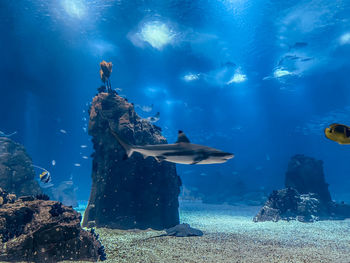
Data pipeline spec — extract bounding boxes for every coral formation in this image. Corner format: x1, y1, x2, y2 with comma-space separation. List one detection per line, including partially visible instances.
99, 60, 113, 92
254, 155, 350, 222
83, 92, 181, 230
253, 188, 327, 222
0, 137, 42, 196
0, 189, 103, 262
285, 154, 331, 203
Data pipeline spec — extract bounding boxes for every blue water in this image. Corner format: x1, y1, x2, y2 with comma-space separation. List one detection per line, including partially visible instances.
1, 0, 350, 201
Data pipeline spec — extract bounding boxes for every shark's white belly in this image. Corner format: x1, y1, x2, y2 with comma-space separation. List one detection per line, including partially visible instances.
163, 155, 196, 164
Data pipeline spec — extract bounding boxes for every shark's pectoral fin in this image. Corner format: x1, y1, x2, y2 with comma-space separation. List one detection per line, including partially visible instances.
191, 153, 208, 165
154, 156, 166, 163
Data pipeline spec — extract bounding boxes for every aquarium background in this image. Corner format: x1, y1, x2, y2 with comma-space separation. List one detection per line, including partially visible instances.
1, 0, 350, 202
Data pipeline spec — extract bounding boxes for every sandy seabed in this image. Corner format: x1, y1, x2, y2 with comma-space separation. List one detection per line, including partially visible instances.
69, 201, 350, 262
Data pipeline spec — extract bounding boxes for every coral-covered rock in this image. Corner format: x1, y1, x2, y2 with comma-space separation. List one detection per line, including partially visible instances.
285, 154, 331, 203
0, 137, 42, 197
83, 92, 181, 230
253, 187, 350, 222
0, 188, 16, 206
0, 194, 104, 262
253, 188, 327, 222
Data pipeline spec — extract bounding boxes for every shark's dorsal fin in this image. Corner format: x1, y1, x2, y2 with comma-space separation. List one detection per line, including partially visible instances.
176, 130, 190, 143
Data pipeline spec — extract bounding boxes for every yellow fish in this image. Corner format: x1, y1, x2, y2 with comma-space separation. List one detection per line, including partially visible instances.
39, 170, 51, 183
324, 123, 350, 145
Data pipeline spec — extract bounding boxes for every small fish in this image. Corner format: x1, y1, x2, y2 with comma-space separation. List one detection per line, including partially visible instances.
223, 61, 236, 68
32, 165, 51, 183
289, 42, 308, 50
136, 104, 153, 113
82, 156, 89, 159
74, 163, 81, 167
80, 145, 88, 148
52, 160, 56, 166
300, 57, 313, 62
39, 170, 51, 183
146, 112, 160, 123
60, 129, 67, 134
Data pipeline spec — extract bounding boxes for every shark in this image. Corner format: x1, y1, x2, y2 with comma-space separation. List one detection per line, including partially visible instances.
110, 129, 234, 165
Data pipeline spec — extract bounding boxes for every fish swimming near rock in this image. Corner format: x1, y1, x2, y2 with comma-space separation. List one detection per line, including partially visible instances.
0, 130, 17, 137
33, 165, 51, 183
146, 112, 160, 123
136, 104, 153, 113
110, 129, 234, 165
325, 123, 350, 144
39, 171, 51, 183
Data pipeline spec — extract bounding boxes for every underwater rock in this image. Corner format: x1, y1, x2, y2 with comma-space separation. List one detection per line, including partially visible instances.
285, 154, 331, 203
254, 187, 350, 222
0, 137, 42, 197
83, 92, 181, 230
50, 180, 78, 208
165, 223, 203, 237
0, 188, 16, 206
253, 188, 327, 222
0, 196, 103, 262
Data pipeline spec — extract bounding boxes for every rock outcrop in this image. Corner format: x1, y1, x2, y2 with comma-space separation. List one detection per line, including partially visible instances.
0, 137, 42, 196
83, 92, 181, 230
285, 154, 331, 203
45, 180, 78, 208
254, 154, 350, 222
0, 188, 104, 262
253, 188, 328, 222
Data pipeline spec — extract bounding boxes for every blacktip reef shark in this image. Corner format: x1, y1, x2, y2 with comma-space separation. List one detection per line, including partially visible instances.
110, 129, 234, 165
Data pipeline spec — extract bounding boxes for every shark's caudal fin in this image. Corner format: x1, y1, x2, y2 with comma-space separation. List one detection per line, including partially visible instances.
176, 130, 190, 143
7, 131, 17, 137
109, 129, 135, 158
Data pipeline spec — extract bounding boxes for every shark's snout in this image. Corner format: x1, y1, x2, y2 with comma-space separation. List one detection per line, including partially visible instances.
224, 153, 234, 160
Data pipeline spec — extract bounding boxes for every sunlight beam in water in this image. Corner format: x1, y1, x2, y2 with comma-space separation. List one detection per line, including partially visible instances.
140, 21, 176, 50
227, 72, 247, 84
339, 32, 350, 45
62, 0, 87, 19
183, 73, 200, 82
273, 68, 292, 78
227, 68, 247, 84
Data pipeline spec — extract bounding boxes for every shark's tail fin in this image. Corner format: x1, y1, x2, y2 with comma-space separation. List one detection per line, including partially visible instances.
7, 131, 17, 137
109, 128, 135, 158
